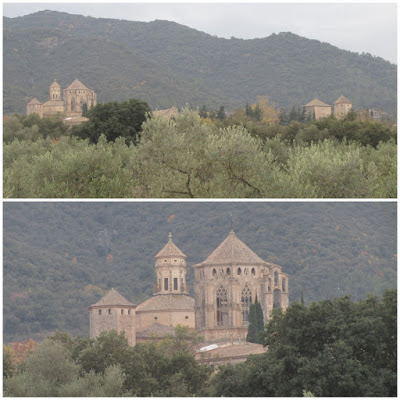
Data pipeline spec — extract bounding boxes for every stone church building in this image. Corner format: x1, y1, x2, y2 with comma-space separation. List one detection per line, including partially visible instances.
89, 231, 289, 346
304, 95, 352, 120
26, 79, 96, 120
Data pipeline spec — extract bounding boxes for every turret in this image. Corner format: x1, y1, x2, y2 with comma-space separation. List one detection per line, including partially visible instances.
154, 233, 188, 294
50, 80, 61, 100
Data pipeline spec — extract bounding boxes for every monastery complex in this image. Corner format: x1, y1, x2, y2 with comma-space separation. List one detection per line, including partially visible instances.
26, 79, 96, 124
88, 231, 289, 362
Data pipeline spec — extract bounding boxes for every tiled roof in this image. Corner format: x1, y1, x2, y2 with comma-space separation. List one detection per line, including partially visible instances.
156, 233, 186, 258
50, 80, 61, 89
43, 99, 64, 107
153, 106, 179, 119
66, 78, 89, 90
196, 342, 267, 359
136, 322, 175, 337
195, 230, 266, 266
305, 98, 331, 107
90, 288, 135, 307
136, 294, 194, 312
334, 95, 351, 104
27, 98, 42, 105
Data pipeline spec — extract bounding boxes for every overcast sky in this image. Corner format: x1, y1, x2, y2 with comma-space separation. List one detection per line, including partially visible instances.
3, 2, 397, 63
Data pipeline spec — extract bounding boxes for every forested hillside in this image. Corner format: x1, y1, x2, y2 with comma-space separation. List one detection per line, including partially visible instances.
3, 202, 396, 342
4, 10, 396, 114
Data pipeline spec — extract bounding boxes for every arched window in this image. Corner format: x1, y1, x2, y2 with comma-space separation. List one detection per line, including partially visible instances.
251, 268, 256, 275
282, 278, 286, 292
128, 309, 131, 315
226, 268, 231, 275
216, 286, 228, 326
237, 268, 242, 275
268, 278, 272, 292
212, 269, 217, 277
108, 309, 112, 315
98, 309, 102, 315
273, 289, 281, 309
121, 309, 124, 315
274, 271, 279, 286
241, 285, 252, 325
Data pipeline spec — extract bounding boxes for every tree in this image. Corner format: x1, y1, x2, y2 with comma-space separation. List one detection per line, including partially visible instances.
217, 105, 226, 120
3, 345, 15, 378
71, 98, 152, 144
81, 102, 88, 117
246, 295, 264, 344
210, 291, 397, 397
199, 104, 208, 118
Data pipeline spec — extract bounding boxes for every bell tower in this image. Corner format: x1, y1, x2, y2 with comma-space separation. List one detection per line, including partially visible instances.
155, 233, 188, 295
49, 80, 61, 100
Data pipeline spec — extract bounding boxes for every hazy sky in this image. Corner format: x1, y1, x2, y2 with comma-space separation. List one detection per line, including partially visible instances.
3, 2, 397, 63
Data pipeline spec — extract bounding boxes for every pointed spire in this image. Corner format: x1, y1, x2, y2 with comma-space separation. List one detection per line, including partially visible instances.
198, 231, 266, 265
155, 234, 186, 258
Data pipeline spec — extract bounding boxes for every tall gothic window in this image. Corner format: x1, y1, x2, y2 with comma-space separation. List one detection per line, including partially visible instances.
174, 278, 178, 290
274, 271, 279, 286
241, 285, 252, 325
164, 278, 169, 291
216, 286, 228, 326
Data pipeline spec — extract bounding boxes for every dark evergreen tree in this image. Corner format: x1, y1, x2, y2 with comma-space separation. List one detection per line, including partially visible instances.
253, 104, 262, 122
246, 295, 264, 344
246, 303, 258, 343
217, 105, 226, 120
245, 103, 253, 118
199, 105, 208, 119
81, 102, 88, 117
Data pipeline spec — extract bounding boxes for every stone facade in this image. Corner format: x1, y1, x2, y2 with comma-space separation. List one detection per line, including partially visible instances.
64, 79, 97, 118
304, 98, 332, 120
193, 230, 289, 342
26, 79, 96, 120
88, 288, 137, 346
89, 231, 289, 347
334, 95, 352, 118
304, 96, 352, 120
135, 233, 195, 335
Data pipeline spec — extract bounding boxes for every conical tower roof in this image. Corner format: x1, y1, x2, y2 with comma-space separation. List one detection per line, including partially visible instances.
334, 95, 351, 104
66, 78, 89, 90
50, 80, 61, 89
305, 98, 331, 107
196, 230, 266, 266
156, 233, 186, 258
89, 288, 135, 307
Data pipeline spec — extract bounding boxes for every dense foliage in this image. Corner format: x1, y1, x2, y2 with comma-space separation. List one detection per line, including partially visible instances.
4, 10, 396, 114
4, 328, 212, 397
3, 202, 396, 342
4, 292, 396, 397
208, 290, 397, 397
3, 111, 397, 198
70, 98, 151, 144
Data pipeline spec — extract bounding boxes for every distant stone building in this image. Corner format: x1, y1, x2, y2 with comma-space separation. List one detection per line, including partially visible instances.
89, 230, 289, 351
88, 288, 137, 346
135, 233, 195, 338
304, 95, 352, 120
304, 99, 332, 120
193, 230, 289, 342
26, 78, 96, 122
334, 95, 352, 118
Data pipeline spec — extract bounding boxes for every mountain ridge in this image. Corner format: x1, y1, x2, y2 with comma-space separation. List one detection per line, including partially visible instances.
3, 10, 396, 114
